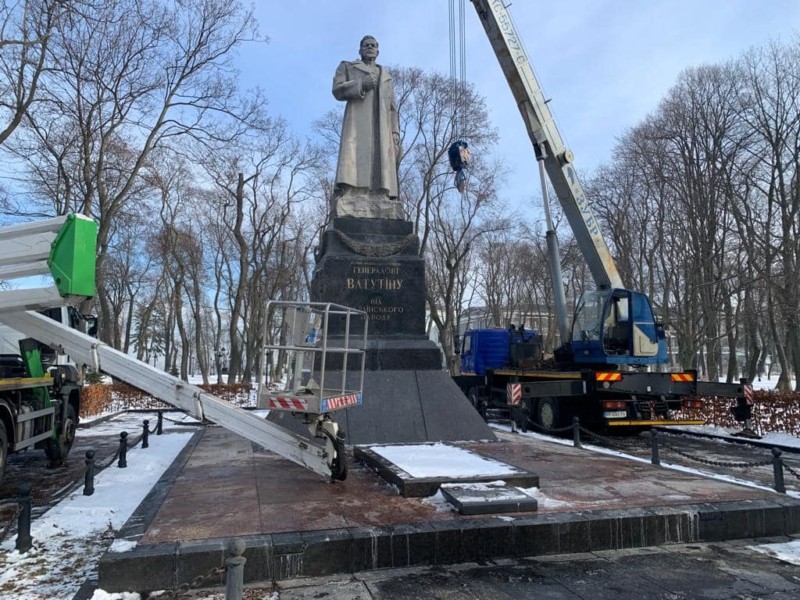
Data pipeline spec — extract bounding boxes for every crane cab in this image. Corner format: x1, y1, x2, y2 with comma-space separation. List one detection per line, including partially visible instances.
570, 289, 667, 367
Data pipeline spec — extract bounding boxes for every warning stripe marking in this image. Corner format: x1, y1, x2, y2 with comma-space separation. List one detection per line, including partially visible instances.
268, 396, 309, 411
744, 384, 753, 405
670, 373, 695, 382
507, 383, 522, 406
596, 372, 622, 382
323, 393, 361, 412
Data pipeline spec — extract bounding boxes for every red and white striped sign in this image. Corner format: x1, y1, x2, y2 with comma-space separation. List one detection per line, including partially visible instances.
744, 384, 754, 405
268, 396, 309, 411
324, 393, 360, 411
507, 383, 522, 406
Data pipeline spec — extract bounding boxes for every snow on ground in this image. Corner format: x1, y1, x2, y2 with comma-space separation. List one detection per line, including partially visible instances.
0, 420, 194, 600
751, 376, 796, 391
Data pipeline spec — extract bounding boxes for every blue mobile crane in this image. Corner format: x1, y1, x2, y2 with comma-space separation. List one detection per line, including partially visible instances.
452, 0, 754, 434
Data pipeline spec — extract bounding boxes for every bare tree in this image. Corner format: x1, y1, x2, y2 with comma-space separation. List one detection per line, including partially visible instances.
0, 0, 70, 145
5, 0, 263, 344
196, 120, 324, 382
735, 40, 800, 390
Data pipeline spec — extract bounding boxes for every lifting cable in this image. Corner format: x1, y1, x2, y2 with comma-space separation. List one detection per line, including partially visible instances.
448, 0, 471, 194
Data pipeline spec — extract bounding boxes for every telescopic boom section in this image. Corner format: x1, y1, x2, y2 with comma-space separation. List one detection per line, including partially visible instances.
471, 0, 623, 290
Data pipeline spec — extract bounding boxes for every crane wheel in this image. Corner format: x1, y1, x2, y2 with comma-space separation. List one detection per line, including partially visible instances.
468, 387, 488, 421
323, 428, 348, 482
536, 397, 560, 431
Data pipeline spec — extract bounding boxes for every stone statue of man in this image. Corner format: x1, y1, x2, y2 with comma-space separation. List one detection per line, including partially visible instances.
331, 35, 402, 220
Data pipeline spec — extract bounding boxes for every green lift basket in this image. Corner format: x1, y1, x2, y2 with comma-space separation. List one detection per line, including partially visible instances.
47, 213, 98, 299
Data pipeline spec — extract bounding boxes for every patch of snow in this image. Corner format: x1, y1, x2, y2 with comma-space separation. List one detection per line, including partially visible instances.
750, 539, 800, 566
109, 538, 138, 553
0, 431, 194, 600
421, 490, 456, 512
515, 486, 573, 510
371, 443, 519, 478
90, 591, 142, 600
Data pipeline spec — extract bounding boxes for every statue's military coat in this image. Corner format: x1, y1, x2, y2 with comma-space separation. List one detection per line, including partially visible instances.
332, 59, 399, 198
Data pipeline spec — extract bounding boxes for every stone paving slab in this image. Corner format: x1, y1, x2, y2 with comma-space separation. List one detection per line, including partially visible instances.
97, 426, 800, 593
440, 482, 539, 515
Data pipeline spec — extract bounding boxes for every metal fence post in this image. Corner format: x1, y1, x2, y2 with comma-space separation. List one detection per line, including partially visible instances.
650, 429, 660, 466
15, 482, 33, 553
157, 410, 163, 435
772, 448, 786, 494
84, 450, 95, 496
572, 417, 581, 448
225, 537, 246, 600
142, 420, 150, 449
118, 431, 128, 468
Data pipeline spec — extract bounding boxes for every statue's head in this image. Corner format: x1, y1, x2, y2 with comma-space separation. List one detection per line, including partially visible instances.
359, 36, 379, 61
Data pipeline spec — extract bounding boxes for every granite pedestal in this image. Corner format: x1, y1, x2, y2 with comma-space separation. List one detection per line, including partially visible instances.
268, 217, 495, 445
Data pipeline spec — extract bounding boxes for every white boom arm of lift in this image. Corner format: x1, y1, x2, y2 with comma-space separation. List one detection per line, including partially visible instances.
4, 311, 336, 479
471, 0, 624, 291
0, 215, 339, 480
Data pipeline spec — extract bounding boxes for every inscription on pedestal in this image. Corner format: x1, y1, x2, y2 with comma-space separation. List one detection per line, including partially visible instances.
312, 255, 425, 338
348, 262, 405, 322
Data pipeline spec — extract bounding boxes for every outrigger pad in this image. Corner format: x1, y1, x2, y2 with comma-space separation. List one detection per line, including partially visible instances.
48, 214, 98, 298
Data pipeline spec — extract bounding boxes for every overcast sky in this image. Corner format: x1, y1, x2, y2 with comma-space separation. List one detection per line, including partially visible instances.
237, 1, 800, 215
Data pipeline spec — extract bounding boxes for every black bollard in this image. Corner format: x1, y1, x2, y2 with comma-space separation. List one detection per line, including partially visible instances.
15, 482, 33, 553
84, 450, 96, 496
118, 431, 128, 468
142, 420, 149, 449
225, 538, 246, 600
772, 448, 786, 494
572, 416, 581, 448
650, 429, 661, 466
157, 410, 163, 435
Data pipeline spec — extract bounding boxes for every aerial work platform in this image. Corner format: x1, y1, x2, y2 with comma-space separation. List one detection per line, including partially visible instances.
0, 214, 359, 481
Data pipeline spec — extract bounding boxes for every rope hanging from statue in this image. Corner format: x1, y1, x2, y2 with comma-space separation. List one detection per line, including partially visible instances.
448, 0, 471, 195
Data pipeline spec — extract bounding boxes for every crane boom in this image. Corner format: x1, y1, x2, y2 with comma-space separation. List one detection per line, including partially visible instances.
471, 0, 623, 290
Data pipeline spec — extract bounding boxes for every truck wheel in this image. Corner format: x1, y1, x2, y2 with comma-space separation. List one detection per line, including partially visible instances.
0, 421, 7, 481
468, 388, 487, 421
536, 397, 560, 431
45, 404, 77, 463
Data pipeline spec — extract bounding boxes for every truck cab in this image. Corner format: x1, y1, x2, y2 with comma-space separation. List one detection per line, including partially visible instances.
460, 326, 542, 375
0, 306, 95, 480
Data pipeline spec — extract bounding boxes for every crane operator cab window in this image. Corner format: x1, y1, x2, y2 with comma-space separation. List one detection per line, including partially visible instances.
573, 291, 606, 343
602, 292, 631, 355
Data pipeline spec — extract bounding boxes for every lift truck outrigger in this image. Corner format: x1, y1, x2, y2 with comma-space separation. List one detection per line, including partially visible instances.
451, 1, 754, 434
0, 214, 363, 482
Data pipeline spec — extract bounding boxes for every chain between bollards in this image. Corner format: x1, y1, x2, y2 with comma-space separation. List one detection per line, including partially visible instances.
650, 429, 661, 466
772, 447, 786, 494
15, 482, 33, 553
572, 416, 581, 448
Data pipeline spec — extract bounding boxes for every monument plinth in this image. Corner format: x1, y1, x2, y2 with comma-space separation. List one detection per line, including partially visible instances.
310, 217, 443, 371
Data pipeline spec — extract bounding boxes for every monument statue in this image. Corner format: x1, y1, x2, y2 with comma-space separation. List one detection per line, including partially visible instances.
332, 35, 403, 220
